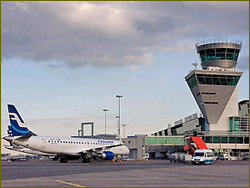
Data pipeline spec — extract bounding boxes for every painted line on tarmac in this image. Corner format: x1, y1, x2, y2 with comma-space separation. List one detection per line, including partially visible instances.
55, 179, 87, 187
70, 177, 249, 181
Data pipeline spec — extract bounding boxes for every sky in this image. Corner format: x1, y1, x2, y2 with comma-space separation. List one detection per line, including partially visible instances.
1, 1, 249, 154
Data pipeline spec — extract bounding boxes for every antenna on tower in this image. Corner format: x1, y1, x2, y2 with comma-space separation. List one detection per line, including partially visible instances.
192, 60, 198, 69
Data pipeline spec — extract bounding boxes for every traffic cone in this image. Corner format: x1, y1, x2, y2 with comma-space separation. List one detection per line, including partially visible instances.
111, 158, 114, 163
120, 159, 122, 164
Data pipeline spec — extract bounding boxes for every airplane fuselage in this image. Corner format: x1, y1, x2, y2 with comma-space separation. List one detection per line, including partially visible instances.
12, 136, 127, 156
5, 145, 51, 156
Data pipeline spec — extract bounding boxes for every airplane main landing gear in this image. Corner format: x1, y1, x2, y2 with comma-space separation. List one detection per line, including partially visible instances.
82, 154, 91, 163
59, 156, 68, 163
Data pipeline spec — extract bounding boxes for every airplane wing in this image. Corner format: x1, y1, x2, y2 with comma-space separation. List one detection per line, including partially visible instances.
78, 144, 123, 155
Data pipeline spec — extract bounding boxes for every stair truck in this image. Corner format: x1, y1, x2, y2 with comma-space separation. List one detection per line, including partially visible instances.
184, 136, 214, 165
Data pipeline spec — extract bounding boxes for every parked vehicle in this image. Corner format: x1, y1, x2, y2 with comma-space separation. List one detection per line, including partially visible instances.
192, 149, 214, 165
217, 153, 231, 160
121, 155, 129, 161
169, 153, 178, 162
177, 153, 186, 162
165, 151, 173, 159
184, 154, 192, 164
143, 153, 149, 159
11, 156, 28, 162
243, 153, 249, 160
169, 153, 185, 163
155, 153, 164, 159
1, 154, 11, 161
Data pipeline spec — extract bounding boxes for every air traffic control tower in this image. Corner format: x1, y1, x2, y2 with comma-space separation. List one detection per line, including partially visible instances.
185, 41, 243, 132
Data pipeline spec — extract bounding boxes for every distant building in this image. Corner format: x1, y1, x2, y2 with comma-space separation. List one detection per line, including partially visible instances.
238, 100, 249, 116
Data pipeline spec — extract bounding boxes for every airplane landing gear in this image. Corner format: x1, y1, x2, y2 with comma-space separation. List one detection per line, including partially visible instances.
59, 156, 68, 163
82, 154, 91, 163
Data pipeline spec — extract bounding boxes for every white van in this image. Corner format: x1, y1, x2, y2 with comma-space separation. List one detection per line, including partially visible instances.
192, 149, 214, 165
143, 153, 149, 159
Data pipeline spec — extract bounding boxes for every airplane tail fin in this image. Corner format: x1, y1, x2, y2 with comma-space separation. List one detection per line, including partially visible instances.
7, 104, 37, 136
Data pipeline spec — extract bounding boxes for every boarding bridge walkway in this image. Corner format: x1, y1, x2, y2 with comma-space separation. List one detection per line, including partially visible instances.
146, 136, 185, 146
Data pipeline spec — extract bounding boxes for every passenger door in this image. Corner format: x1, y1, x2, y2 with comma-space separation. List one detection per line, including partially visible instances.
42, 138, 46, 148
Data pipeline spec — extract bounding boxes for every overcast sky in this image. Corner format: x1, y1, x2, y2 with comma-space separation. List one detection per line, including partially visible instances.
1, 1, 249, 154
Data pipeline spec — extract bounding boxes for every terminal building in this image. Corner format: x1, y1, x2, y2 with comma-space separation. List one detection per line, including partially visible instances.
123, 41, 249, 159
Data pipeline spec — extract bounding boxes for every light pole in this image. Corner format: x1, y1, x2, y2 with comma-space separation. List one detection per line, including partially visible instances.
103, 109, 108, 134
122, 124, 126, 138
115, 116, 119, 137
116, 95, 123, 137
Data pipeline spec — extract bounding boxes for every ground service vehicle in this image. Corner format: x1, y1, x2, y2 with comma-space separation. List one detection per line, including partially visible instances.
192, 149, 213, 165
243, 153, 249, 160
217, 153, 231, 160
143, 153, 149, 159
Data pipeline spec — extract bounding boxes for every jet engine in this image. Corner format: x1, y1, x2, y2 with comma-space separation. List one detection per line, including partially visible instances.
101, 151, 115, 160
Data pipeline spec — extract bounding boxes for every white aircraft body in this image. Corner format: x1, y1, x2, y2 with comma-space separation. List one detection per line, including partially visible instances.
4, 144, 52, 156
4, 104, 129, 163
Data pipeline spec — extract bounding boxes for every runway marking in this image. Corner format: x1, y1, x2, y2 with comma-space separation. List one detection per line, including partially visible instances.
55, 180, 87, 187
2, 176, 248, 183
71, 177, 249, 181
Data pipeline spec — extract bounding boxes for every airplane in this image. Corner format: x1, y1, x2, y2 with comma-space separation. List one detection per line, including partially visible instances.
4, 104, 129, 163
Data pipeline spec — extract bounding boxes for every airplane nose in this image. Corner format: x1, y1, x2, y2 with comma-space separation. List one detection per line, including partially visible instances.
125, 146, 129, 154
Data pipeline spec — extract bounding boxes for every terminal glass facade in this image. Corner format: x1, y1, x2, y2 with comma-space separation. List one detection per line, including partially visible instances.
201, 135, 249, 144
147, 135, 249, 145
229, 116, 249, 132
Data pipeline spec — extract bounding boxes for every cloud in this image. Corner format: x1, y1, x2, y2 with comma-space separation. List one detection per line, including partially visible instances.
1, 1, 249, 68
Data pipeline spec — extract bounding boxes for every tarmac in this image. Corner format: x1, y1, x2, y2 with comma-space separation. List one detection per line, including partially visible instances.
1, 159, 249, 187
